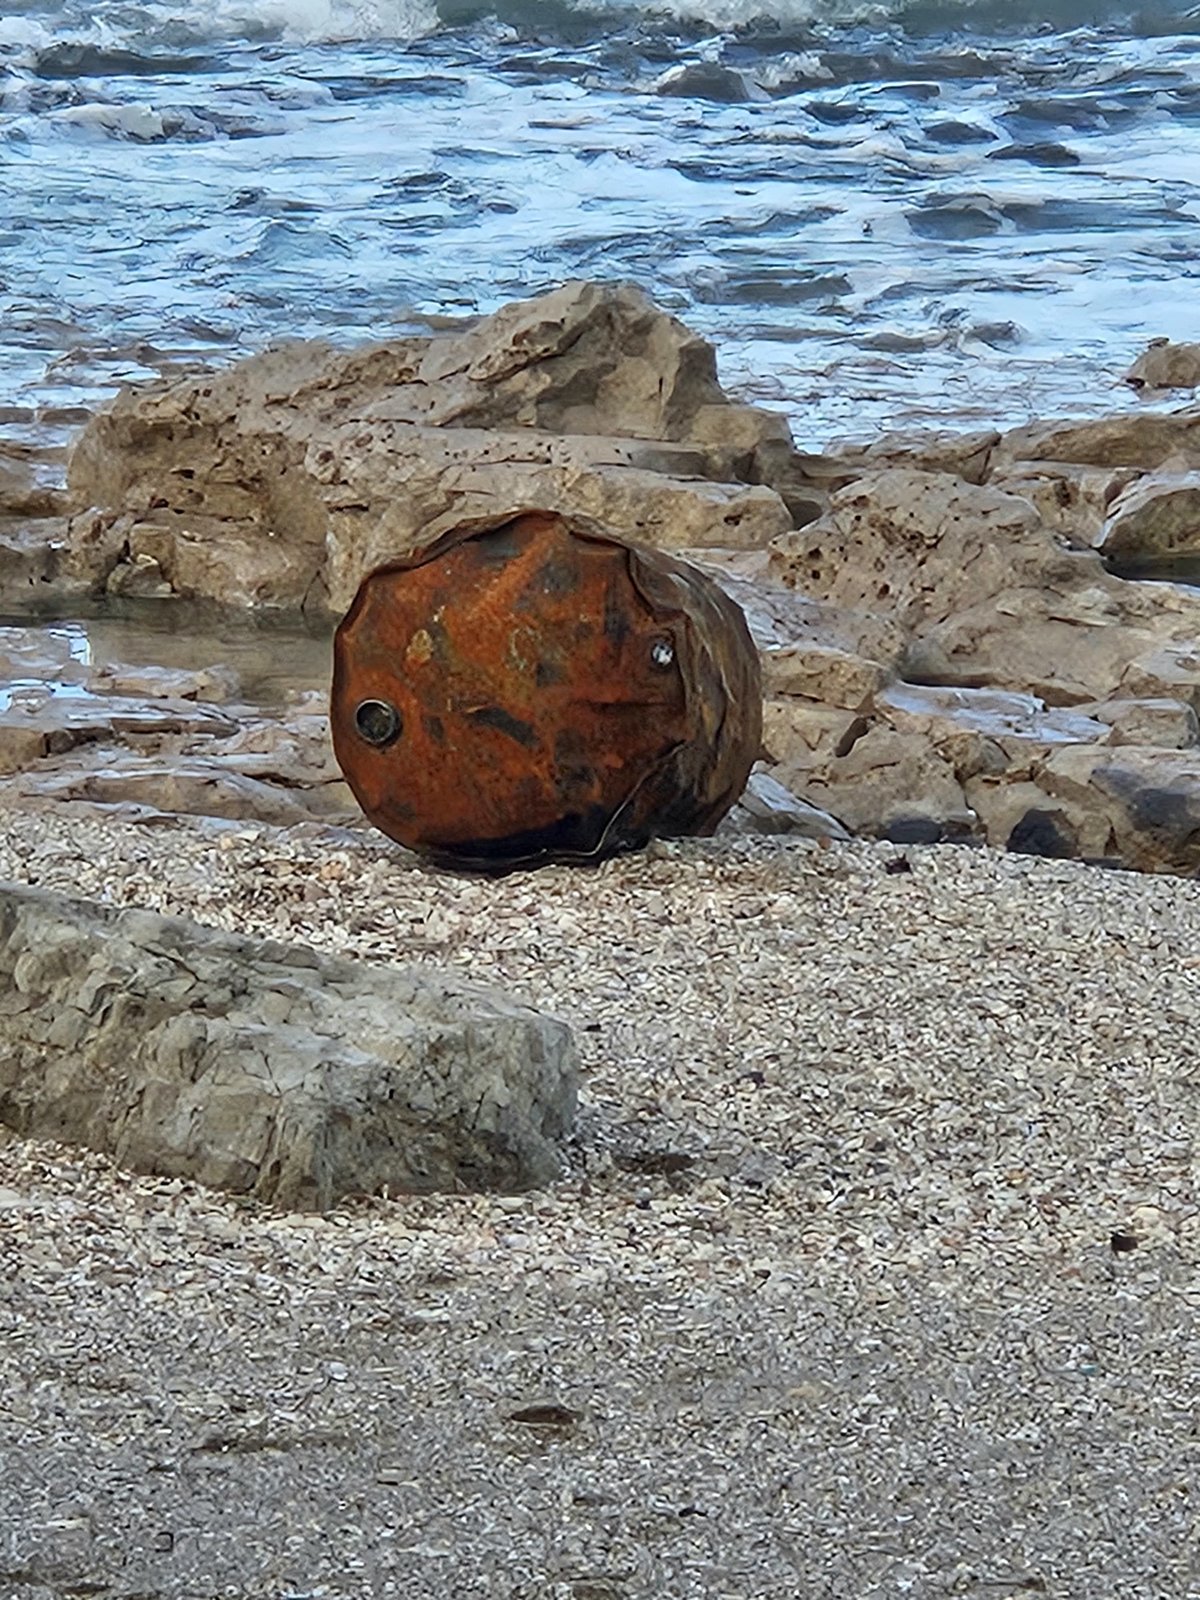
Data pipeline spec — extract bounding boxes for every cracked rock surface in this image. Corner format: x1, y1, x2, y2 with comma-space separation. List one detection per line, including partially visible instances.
0, 881, 577, 1208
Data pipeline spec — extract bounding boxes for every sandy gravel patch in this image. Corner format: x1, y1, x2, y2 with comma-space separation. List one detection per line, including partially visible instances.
1, 805, 1197, 1599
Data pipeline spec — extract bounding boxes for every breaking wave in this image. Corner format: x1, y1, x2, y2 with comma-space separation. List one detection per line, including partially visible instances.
5, 0, 1198, 51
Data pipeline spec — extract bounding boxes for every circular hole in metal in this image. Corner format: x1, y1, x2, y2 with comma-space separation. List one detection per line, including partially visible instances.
354, 698, 402, 748
649, 637, 675, 670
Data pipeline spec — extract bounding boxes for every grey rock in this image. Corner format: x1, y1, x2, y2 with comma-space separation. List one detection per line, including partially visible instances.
725, 770, 851, 840
0, 883, 578, 1208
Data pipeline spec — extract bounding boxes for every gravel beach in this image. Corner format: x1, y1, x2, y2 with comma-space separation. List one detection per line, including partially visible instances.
1, 804, 1196, 1598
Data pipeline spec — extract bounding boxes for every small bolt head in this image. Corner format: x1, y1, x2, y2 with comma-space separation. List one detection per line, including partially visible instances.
354, 698, 402, 747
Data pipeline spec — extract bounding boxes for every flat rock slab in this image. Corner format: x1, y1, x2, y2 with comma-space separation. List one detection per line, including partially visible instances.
0, 883, 577, 1209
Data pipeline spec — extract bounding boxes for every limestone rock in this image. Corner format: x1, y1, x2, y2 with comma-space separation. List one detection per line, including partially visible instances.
1125, 339, 1200, 392
0, 883, 578, 1208
875, 681, 1108, 752
1096, 472, 1200, 561
1076, 697, 1199, 749
769, 469, 1200, 707
761, 641, 888, 708
838, 427, 999, 486
901, 589, 1155, 705
776, 723, 975, 844
762, 699, 868, 766
1119, 640, 1200, 706
0, 517, 93, 608
66, 282, 794, 612
988, 460, 1141, 547
996, 410, 1200, 470
0, 689, 239, 776
964, 778, 1115, 863
15, 759, 324, 827
688, 548, 906, 670
1036, 745, 1200, 874
769, 469, 1069, 625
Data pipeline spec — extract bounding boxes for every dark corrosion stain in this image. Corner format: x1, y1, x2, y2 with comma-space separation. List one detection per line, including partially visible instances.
466, 704, 537, 748
430, 804, 626, 872
535, 657, 566, 688
474, 527, 523, 565
603, 577, 631, 650
423, 712, 445, 744
536, 553, 578, 598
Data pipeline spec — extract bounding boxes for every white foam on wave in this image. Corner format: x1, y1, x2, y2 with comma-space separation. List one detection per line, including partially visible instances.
201, 0, 440, 43
13, 0, 439, 51
16, 0, 1167, 54
557, 0, 1147, 31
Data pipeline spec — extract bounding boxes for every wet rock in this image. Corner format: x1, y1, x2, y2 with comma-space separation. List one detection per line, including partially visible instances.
0, 518, 94, 608
721, 769, 851, 840
653, 63, 762, 103
0, 689, 239, 776
1125, 339, 1200, 392
85, 660, 241, 703
989, 141, 1081, 167
0, 882, 578, 1208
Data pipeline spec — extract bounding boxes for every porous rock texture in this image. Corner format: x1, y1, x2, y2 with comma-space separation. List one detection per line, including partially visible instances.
27, 279, 1200, 873
65, 279, 794, 614
0, 881, 577, 1208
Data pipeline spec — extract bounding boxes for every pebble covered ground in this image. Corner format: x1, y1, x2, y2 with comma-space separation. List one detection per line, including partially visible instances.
1, 802, 1197, 1599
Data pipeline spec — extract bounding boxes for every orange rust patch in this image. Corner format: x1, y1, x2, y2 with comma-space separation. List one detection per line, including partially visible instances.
331, 511, 761, 870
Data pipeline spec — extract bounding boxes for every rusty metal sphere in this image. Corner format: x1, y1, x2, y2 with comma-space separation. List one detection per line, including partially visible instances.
330, 510, 762, 871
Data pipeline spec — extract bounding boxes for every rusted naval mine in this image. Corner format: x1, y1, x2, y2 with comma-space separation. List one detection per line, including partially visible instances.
330, 510, 762, 871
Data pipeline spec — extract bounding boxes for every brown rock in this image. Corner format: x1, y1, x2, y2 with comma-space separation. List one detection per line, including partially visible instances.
1077, 697, 1199, 749
1125, 339, 1200, 392
997, 410, 1200, 470
66, 282, 794, 612
761, 641, 888, 708
988, 460, 1141, 547
769, 469, 1065, 625
781, 724, 974, 844
1035, 745, 1200, 873
1096, 472, 1200, 561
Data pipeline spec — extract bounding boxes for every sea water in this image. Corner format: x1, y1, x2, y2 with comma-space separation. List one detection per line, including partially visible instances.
3, 0, 1200, 450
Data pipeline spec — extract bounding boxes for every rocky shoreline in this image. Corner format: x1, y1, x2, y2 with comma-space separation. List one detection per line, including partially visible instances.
3, 283, 1200, 1597
7, 279, 1200, 873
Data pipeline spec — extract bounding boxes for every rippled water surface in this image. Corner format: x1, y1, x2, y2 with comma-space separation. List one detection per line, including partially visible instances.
4, 0, 1200, 448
